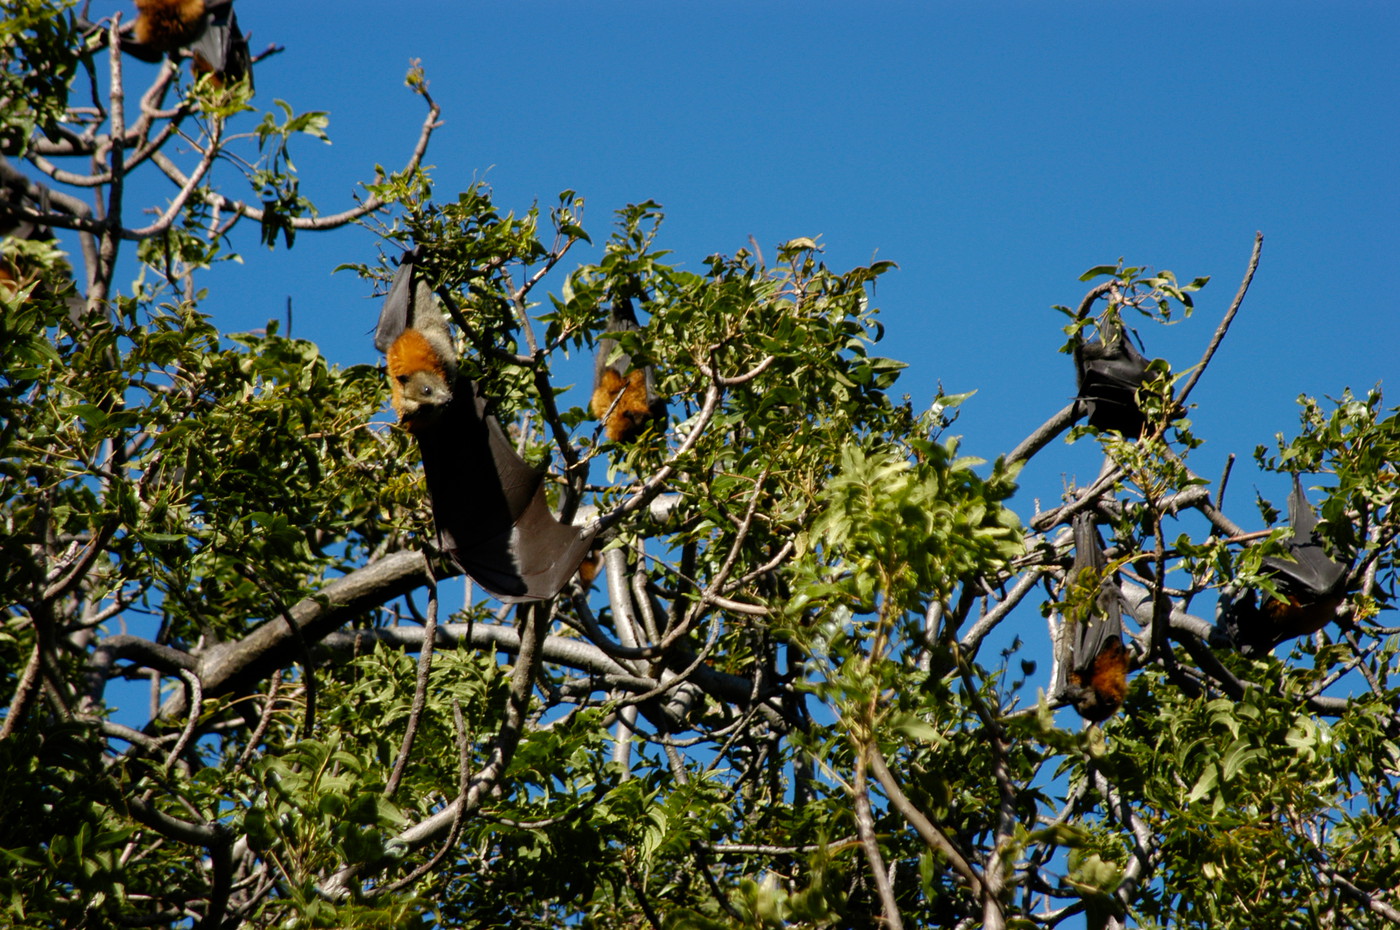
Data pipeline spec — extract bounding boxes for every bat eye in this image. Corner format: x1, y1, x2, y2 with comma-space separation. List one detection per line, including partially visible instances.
396, 375, 410, 385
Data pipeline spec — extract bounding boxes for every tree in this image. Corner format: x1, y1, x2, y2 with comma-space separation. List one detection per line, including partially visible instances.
3, 3, 1398, 927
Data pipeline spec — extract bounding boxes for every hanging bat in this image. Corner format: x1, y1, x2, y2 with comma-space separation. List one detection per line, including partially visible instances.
1060, 511, 1130, 722
1074, 315, 1150, 436
590, 292, 667, 443
1215, 476, 1349, 656
127, 0, 251, 85
376, 249, 595, 602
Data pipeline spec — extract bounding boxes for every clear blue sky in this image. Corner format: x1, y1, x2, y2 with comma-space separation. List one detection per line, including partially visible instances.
111, 0, 1398, 519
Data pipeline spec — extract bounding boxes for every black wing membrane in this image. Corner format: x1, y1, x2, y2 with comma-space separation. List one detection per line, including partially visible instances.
1265, 475, 1348, 598
189, 0, 251, 85
373, 247, 423, 353
1069, 511, 1124, 672
1215, 476, 1349, 655
415, 381, 596, 603
1074, 322, 1150, 435
595, 295, 642, 378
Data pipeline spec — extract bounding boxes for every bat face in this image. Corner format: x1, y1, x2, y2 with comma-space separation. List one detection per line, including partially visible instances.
380, 250, 459, 430
394, 369, 453, 432
591, 368, 666, 443
1069, 637, 1128, 722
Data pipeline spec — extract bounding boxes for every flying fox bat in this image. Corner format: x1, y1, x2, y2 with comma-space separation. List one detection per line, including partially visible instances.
1215, 476, 1349, 656
1074, 316, 1150, 436
1059, 511, 1129, 722
376, 249, 595, 602
127, 0, 251, 85
590, 293, 667, 443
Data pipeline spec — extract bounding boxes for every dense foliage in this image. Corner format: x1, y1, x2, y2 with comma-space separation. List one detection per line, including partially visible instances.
3, 2, 1398, 927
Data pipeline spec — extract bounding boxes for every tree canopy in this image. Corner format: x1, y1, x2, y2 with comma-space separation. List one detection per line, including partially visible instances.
3, 3, 1399, 928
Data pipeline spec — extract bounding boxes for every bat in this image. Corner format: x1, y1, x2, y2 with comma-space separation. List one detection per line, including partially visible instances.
132, 0, 206, 53
1216, 476, 1348, 656
1074, 316, 1150, 436
1060, 511, 1129, 722
127, 0, 251, 85
590, 293, 667, 443
575, 548, 603, 587
376, 248, 595, 603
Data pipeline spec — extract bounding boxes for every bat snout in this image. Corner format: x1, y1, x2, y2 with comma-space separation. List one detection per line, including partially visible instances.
398, 391, 453, 433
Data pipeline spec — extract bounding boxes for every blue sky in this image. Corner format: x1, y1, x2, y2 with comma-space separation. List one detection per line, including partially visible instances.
83, 1, 1395, 548
118, 0, 1397, 517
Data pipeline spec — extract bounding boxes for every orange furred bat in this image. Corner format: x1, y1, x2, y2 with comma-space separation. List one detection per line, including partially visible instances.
1215, 476, 1349, 656
1060, 512, 1129, 722
128, 0, 251, 86
375, 248, 595, 603
575, 548, 603, 587
590, 294, 666, 443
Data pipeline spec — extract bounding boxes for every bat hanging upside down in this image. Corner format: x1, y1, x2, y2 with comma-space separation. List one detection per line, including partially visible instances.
1215, 476, 1349, 656
1073, 313, 1151, 437
590, 292, 667, 443
1061, 511, 1130, 722
374, 248, 594, 602
127, 0, 252, 86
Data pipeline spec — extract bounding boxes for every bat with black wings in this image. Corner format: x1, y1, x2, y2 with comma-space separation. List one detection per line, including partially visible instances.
374, 248, 595, 603
1215, 476, 1349, 656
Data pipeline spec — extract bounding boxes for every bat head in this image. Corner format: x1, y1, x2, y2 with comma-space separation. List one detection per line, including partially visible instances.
1068, 637, 1128, 721
394, 369, 453, 432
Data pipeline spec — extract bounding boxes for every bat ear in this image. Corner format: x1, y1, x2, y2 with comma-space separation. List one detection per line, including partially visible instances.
374, 248, 420, 352
1286, 475, 1316, 534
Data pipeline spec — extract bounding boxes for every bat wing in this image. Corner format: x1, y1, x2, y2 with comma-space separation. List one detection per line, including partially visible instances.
416, 380, 595, 603
189, 0, 251, 84
1074, 332, 1149, 435
1214, 477, 1348, 655
1262, 476, 1347, 597
1069, 511, 1123, 672
595, 296, 642, 373
374, 247, 421, 353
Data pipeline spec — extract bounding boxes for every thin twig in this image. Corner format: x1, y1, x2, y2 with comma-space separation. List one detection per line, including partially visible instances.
869, 747, 985, 898
384, 565, 438, 799
854, 747, 905, 930
164, 669, 203, 773
1007, 403, 1078, 466
1176, 232, 1263, 405
0, 637, 43, 741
